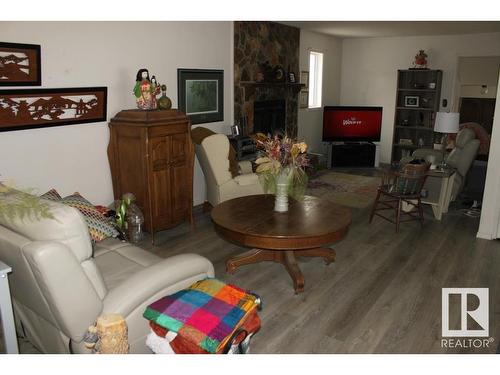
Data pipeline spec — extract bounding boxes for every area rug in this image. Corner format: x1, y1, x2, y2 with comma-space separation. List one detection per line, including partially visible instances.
307, 171, 380, 209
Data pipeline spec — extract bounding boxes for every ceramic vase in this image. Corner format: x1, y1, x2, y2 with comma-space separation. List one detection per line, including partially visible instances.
274, 168, 290, 212
157, 85, 172, 110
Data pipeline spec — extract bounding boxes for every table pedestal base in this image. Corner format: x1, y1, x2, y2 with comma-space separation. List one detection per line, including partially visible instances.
226, 247, 336, 294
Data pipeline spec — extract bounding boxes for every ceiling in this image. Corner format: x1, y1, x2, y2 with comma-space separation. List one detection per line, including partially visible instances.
281, 21, 500, 39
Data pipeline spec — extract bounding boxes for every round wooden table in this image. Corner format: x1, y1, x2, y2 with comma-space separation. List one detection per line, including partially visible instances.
211, 194, 352, 293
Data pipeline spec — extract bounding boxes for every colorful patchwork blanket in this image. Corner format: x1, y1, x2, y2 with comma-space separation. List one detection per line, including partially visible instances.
143, 278, 260, 354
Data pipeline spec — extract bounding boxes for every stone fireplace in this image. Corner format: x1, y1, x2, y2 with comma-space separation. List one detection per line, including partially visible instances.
234, 21, 301, 137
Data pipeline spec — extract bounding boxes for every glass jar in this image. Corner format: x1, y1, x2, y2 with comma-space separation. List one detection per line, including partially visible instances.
126, 203, 144, 243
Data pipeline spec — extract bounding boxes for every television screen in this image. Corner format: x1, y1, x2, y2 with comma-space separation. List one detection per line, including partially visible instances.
323, 106, 383, 142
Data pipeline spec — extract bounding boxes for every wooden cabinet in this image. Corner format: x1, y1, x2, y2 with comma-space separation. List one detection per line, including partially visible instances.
108, 109, 193, 239
392, 69, 443, 162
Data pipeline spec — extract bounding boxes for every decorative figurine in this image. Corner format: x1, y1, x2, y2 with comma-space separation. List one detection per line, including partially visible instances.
413, 50, 428, 69
157, 84, 172, 110
150, 75, 161, 109
133, 69, 160, 110
133, 68, 152, 109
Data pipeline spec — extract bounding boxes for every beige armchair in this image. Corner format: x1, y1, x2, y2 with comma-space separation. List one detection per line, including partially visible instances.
195, 133, 264, 207
0, 190, 214, 353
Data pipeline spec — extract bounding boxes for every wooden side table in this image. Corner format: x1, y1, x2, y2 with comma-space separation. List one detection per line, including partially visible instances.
421, 169, 456, 220
0, 260, 18, 354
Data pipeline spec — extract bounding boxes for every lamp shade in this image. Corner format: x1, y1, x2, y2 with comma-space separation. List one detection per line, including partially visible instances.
434, 112, 460, 133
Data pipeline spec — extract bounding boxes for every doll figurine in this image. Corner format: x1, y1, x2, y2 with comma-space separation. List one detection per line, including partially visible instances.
150, 75, 161, 109
133, 69, 154, 110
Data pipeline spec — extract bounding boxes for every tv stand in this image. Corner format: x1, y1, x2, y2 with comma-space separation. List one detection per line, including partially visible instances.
329, 142, 378, 168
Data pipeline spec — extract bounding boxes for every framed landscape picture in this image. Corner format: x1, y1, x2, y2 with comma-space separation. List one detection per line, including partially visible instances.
0, 42, 41, 86
177, 68, 223, 124
0, 87, 107, 132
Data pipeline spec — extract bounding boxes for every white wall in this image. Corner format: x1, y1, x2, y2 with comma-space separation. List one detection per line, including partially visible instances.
297, 30, 343, 154
340, 32, 500, 163
0, 21, 233, 206
477, 78, 500, 240
458, 56, 500, 99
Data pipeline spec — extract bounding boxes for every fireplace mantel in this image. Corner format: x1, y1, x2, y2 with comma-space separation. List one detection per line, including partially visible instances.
240, 81, 305, 90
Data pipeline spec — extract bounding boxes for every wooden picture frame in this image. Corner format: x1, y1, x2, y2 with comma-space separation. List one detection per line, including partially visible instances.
0, 87, 107, 132
177, 68, 224, 124
300, 71, 309, 90
300, 91, 309, 109
0, 42, 41, 86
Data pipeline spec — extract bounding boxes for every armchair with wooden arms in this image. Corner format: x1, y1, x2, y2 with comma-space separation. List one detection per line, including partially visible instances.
369, 162, 430, 232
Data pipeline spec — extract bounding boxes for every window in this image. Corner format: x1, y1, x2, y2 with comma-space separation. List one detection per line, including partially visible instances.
308, 51, 323, 108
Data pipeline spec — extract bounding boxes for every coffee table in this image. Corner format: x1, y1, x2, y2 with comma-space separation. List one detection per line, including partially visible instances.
211, 194, 352, 293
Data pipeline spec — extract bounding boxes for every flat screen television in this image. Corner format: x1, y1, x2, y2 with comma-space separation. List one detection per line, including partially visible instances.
323, 106, 383, 142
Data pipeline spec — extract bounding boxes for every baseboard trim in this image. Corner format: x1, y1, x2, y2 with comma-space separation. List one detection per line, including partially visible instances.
476, 231, 496, 240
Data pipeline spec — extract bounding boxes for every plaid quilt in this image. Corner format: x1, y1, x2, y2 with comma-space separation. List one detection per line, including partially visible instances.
143, 278, 260, 353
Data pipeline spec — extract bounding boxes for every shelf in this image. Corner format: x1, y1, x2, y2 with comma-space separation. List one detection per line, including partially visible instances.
397, 88, 437, 93
395, 125, 434, 131
393, 144, 419, 149
239, 81, 305, 88
398, 69, 442, 73
396, 107, 435, 111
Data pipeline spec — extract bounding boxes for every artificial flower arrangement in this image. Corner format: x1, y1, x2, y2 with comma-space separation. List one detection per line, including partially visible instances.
253, 133, 310, 202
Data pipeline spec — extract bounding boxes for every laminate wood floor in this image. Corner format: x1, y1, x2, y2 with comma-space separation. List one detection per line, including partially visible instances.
3, 169, 498, 354
140, 173, 499, 354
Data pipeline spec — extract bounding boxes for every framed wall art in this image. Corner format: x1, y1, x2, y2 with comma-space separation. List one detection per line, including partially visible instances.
177, 68, 223, 124
0, 42, 41, 86
0, 87, 107, 132
300, 91, 309, 109
300, 71, 309, 90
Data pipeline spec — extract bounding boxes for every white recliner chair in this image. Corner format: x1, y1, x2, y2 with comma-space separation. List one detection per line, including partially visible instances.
0, 190, 214, 353
195, 134, 264, 207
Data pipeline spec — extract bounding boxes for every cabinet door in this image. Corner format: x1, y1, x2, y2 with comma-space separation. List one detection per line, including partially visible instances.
150, 136, 172, 229
169, 133, 190, 224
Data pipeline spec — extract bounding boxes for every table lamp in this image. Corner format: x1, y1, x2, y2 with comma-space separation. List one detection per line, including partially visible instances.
434, 112, 459, 167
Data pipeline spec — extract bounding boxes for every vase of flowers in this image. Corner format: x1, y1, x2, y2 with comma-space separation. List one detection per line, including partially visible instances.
253, 133, 309, 212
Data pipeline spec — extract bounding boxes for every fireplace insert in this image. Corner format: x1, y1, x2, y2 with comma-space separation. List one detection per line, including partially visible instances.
253, 99, 286, 135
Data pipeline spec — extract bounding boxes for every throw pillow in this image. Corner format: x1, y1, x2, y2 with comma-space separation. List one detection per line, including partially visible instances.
40, 188, 62, 201
61, 193, 118, 242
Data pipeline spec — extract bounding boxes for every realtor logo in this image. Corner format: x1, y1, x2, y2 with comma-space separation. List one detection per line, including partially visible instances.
442, 288, 489, 337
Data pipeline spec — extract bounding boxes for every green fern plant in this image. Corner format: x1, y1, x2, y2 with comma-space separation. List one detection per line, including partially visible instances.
0, 184, 54, 222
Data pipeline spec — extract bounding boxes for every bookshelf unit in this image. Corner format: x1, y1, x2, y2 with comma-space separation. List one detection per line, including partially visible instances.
391, 69, 443, 161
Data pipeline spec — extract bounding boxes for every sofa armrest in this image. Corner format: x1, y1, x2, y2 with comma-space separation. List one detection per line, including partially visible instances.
22, 241, 103, 342
233, 173, 259, 186
102, 253, 214, 317
238, 160, 253, 175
